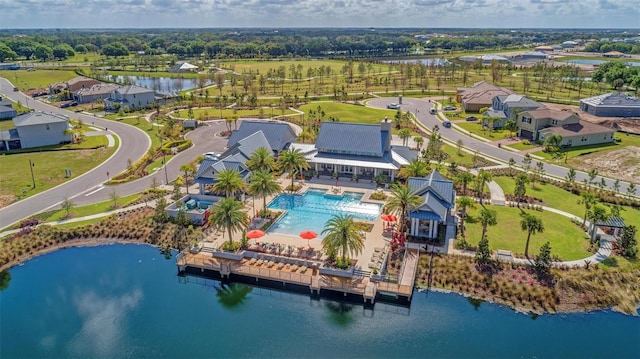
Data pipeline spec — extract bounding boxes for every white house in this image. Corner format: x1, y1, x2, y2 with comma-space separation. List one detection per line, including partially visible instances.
104, 85, 155, 111
0, 111, 72, 150
168, 61, 198, 73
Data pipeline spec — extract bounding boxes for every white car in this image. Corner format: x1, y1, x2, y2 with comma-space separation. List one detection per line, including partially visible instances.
202, 152, 220, 160
387, 103, 401, 110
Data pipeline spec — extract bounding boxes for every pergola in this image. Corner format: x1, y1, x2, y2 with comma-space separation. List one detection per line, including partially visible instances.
595, 216, 626, 237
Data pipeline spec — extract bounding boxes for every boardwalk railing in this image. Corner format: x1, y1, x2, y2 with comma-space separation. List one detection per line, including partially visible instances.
376, 281, 413, 296
233, 264, 313, 285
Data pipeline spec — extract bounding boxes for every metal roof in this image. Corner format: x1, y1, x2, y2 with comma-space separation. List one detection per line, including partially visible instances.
227, 121, 297, 152
315, 122, 385, 157
596, 216, 626, 228
409, 210, 442, 221
13, 111, 69, 127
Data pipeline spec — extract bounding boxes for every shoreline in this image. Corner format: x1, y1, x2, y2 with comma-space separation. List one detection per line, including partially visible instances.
3, 239, 637, 316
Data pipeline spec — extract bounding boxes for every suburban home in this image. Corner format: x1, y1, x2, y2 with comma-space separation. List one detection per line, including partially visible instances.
74, 83, 120, 104
168, 61, 198, 72
484, 94, 544, 128
289, 119, 417, 182
227, 120, 298, 154
49, 76, 101, 96
518, 108, 615, 147
103, 85, 155, 111
0, 111, 72, 151
579, 93, 640, 118
406, 171, 457, 241
0, 97, 17, 120
602, 51, 626, 58
534, 45, 554, 53
0, 63, 20, 70
456, 81, 514, 112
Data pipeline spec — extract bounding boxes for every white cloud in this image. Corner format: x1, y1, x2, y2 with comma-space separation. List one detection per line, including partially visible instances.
0, 0, 637, 27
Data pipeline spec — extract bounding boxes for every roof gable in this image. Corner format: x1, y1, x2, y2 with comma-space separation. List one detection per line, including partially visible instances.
316, 122, 384, 157
13, 112, 69, 127
227, 121, 297, 152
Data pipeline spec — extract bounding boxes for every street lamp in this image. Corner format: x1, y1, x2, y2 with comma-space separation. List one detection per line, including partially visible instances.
163, 151, 169, 185
29, 159, 35, 188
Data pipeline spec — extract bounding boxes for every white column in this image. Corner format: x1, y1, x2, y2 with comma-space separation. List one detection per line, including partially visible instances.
199, 183, 204, 194
411, 218, 418, 236
373, 168, 378, 177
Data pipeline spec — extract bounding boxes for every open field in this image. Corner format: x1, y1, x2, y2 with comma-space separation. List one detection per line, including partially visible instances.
456, 121, 512, 140
173, 107, 297, 120
42, 193, 141, 222
0, 69, 79, 91
299, 102, 397, 124
218, 59, 390, 76
508, 141, 538, 151
464, 205, 591, 260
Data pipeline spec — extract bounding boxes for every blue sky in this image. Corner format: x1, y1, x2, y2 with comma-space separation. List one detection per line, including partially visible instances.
0, 0, 638, 29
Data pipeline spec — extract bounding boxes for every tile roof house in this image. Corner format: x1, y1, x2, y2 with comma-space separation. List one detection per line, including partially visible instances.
0, 111, 72, 151
484, 94, 545, 128
456, 81, 514, 112
103, 85, 155, 111
406, 171, 457, 240
0, 96, 17, 120
227, 120, 298, 154
579, 93, 640, 118
74, 83, 120, 104
49, 76, 101, 95
290, 118, 417, 182
518, 108, 615, 148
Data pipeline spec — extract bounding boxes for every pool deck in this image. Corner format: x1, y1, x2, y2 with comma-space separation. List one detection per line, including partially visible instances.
178, 178, 417, 303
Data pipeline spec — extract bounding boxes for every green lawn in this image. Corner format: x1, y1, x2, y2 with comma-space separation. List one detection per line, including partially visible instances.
45, 193, 141, 222
174, 107, 297, 120
456, 121, 512, 141
533, 132, 640, 162
440, 144, 477, 167
464, 205, 591, 260
0, 70, 79, 90
299, 102, 397, 125
0, 137, 116, 204
145, 154, 174, 174
219, 59, 389, 77
106, 116, 159, 147
508, 141, 538, 151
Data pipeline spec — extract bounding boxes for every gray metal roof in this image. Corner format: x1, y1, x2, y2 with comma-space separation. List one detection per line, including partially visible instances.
227, 121, 297, 152
117, 85, 154, 95
13, 111, 68, 127
580, 93, 640, 108
407, 171, 455, 208
596, 216, 626, 228
315, 122, 385, 157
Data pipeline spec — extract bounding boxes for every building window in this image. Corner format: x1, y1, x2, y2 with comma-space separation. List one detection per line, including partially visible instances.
551, 119, 558, 126
522, 117, 531, 124
46, 124, 50, 130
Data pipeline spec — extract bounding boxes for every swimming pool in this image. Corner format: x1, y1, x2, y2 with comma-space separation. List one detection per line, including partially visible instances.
267, 188, 381, 237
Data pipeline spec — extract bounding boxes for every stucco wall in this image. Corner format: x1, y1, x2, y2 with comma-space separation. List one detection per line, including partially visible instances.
17, 122, 72, 148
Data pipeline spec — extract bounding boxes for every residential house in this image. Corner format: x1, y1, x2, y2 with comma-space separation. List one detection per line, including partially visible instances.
0, 111, 72, 151
406, 171, 457, 241
518, 109, 615, 147
227, 120, 298, 154
456, 81, 514, 112
103, 85, 155, 111
484, 94, 544, 128
0, 63, 20, 70
74, 83, 120, 104
49, 76, 101, 97
168, 61, 198, 73
534, 45, 554, 53
0, 97, 17, 120
579, 93, 640, 118
289, 119, 417, 182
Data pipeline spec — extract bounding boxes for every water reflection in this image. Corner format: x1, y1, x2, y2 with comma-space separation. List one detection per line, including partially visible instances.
467, 297, 484, 311
0, 270, 10, 291
215, 283, 253, 309
324, 301, 356, 327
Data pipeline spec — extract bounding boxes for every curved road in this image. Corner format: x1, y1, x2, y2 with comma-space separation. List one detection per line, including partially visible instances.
0, 78, 150, 228
368, 97, 636, 193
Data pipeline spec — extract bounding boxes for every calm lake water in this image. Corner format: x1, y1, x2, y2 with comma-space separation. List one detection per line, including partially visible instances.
565, 59, 640, 67
383, 58, 450, 66
1, 244, 638, 358
109, 75, 213, 92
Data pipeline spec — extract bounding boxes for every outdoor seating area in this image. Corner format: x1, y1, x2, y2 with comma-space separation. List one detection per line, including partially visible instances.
241, 253, 318, 274
368, 246, 388, 271
248, 242, 324, 260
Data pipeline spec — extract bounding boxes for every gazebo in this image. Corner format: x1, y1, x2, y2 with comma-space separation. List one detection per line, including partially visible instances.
595, 216, 626, 237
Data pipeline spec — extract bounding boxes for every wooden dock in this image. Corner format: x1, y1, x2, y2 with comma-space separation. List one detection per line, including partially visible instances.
177, 250, 414, 303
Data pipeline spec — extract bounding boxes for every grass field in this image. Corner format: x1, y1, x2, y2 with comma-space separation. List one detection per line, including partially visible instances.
218, 59, 390, 77
533, 132, 640, 162
0, 137, 115, 206
508, 141, 539, 151
456, 121, 512, 141
298, 102, 397, 124
464, 205, 591, 260
173, 107, 297, 120
440, 144, 477, 167
0, 69, 78, 90
45, 193, 141, 222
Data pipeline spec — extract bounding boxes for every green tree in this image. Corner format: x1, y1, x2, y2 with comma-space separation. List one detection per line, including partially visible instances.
475, 170, 492, 205
60, 196, 74, 218
213, 169, 245, 197
0, 43, 17, 62
278, 148, 309, 191
321, 214, 365, 266
578, 192, 596, 228
587, 205, 608, 242
543, 133, 563, 154
534, 241, 553, 278
248, 170, 281, 214
208, 197, 249, 245
456, 171, 474, 196
246, 147, 276, 172
479, 207, 497, 240
514, 174, 529, 207
566, 168, 576, 185
180, 163, 195, 194
385, 183, 423, 234
398, 128, 412, 147
154, 197, 170, 223
504, 118, 517, 138
34, 44, 53, 61
455, 196, 475, 238
413, 136, 424, 150
397, 158, 429, 179
520, 213, 544, 258
617, 225, 638, 259
475, 235, 492, 266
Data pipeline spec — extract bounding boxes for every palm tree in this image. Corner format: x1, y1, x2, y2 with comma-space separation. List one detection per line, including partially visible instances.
213, 169, 245, 198
385, 184, 423, 234
476, 170, 492, 205
321, 214, 364, 264
398, 128, 412, 146
246, 147, 275, 172
456, 172, 474, 196
179, 163, 195, 194
413, 136, 424, 151
479, 207, 497, 240
455, 196, 475, 238
397, 158, 429, 179
248, 170, 281, 214
278, 148, 309, 191
520, 213, 544, 258
208, 197, 249, 245
587, 205, 608, 242
578, 192, 596, 228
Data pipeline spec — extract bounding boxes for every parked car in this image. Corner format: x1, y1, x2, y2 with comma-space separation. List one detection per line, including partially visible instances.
60, 102, 71, 108
13, 87, 19, 92
387, 103, 401, 110
429, 108, 437, 114
443, 106, 457, 111
465, 116, 478, 121
202, 152, 220, 161
443, 121, 452, 128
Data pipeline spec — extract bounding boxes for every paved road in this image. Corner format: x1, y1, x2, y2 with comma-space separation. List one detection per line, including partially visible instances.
367, 97, 636, 193
0, 77, 150, 227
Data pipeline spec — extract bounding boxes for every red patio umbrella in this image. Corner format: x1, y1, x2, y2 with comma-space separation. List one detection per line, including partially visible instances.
381, 214, 398, 222
246, 229, 265, 239
299, 230, 318, 248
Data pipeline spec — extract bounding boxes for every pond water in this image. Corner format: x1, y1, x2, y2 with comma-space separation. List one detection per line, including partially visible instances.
383, 58, 451, 66
565, 59, 640, 67
108, 75, 213, 92
1, 244, 638, 358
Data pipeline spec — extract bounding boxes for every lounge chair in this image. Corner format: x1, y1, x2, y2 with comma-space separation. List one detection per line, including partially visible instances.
291, 264, 299, 272
277, 262, 285, 270
299, 266, 308, 274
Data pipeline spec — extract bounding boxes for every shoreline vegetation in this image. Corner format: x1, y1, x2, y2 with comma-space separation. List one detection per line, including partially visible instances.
2, 207, 638, 316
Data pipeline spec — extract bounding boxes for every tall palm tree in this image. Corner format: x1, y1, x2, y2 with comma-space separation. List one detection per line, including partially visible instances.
578, 192, 596, 228
321, 214, 364, 264
455, 196, 475, 238
456, 172, 474, 196
397, 158, 430, 180
248, 170, 281, 214
213, 169, 245, 198
208, 197, 249, 245
246, 147, 276, 172
179, 163, 195, 194
520, 213, 544, 258
398, 128, 412, 147
278, 148, 309, 191
479, 207, 497, 240
476, 170, 492, 205
385, 183, 423, 234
